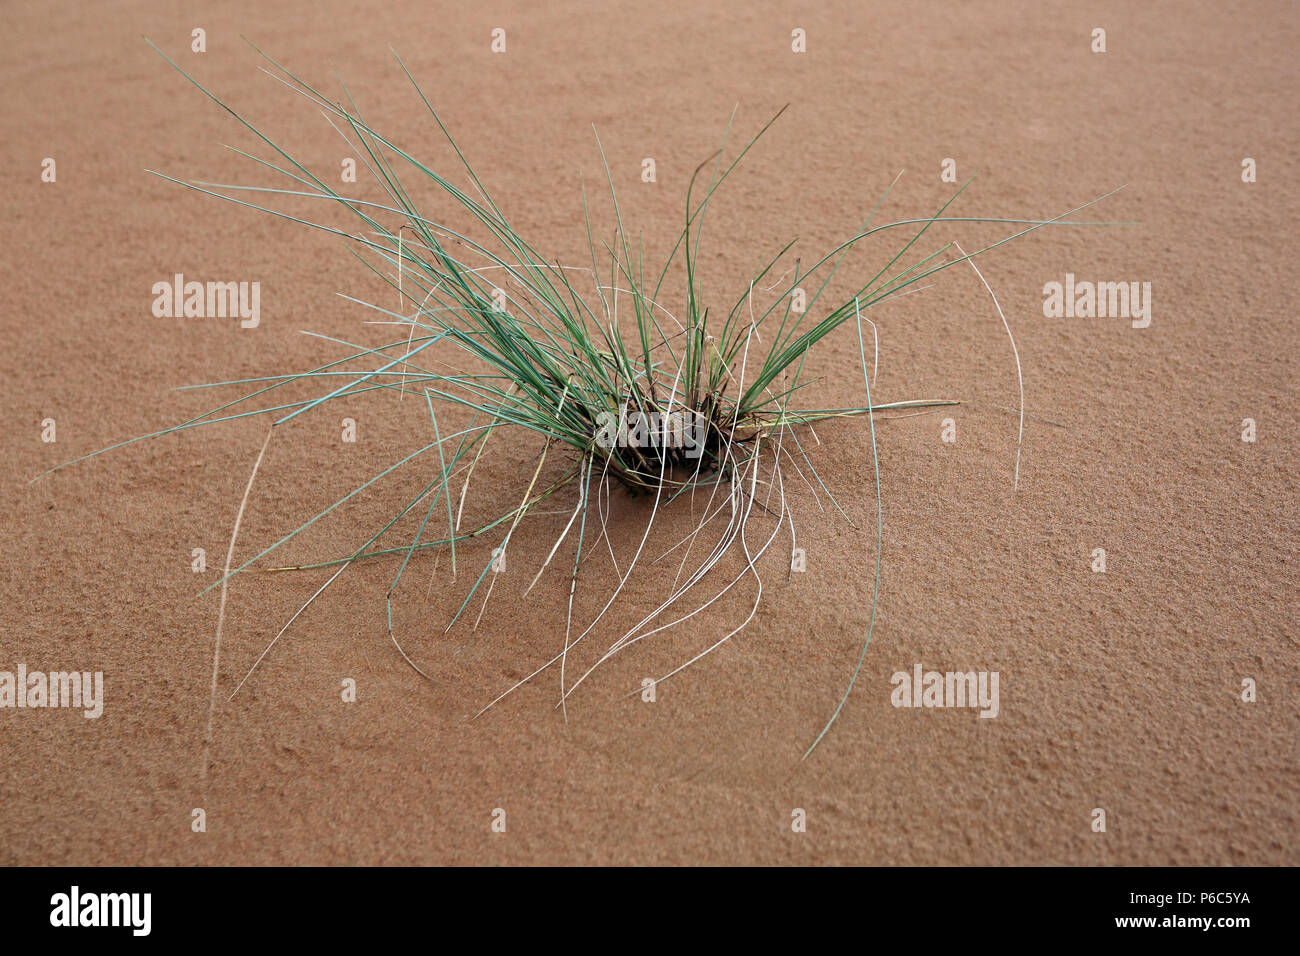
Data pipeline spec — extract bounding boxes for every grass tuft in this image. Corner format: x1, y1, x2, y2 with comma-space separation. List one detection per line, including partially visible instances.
47, 40, 1121, 758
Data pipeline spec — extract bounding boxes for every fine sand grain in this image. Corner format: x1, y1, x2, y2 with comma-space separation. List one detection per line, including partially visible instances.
2, 0, 1297, 864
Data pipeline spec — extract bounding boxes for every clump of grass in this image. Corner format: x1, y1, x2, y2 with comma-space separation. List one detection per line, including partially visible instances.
43, 41, 1120, 760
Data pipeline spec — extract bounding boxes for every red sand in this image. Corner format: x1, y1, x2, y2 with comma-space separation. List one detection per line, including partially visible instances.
3, 0, 1297, 864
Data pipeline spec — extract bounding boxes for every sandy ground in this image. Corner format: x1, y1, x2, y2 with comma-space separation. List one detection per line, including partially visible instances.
2, 0, 1297, 865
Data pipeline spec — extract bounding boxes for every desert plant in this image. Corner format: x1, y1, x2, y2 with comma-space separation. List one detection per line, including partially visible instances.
41, 41, 1119, 759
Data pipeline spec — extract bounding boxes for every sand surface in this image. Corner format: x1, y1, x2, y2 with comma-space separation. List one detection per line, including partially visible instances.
3, 0, 1297, 865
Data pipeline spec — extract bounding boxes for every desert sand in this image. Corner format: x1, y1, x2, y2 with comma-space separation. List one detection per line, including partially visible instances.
2, 0, 1296, 865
